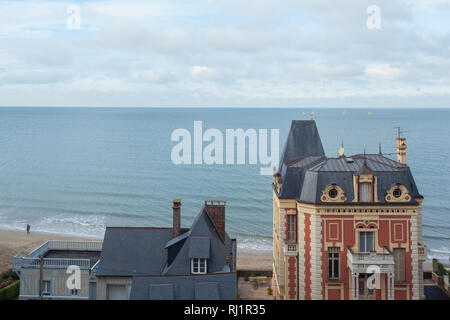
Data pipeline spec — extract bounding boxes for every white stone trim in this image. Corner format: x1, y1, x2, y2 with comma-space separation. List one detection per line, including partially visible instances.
310, 214, 322, 300
410, 216, 420, 300
298, 211, 306, 300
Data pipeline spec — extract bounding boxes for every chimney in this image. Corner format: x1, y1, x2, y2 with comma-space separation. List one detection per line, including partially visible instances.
396, 137, 407, 164
204, 200, 226, 241
172, 198, 182, 238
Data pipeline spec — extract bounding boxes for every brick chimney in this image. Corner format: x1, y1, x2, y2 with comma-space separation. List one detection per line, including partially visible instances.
204, 200, 226, 241
396, 137, 407, 164
172, 198, 182, 238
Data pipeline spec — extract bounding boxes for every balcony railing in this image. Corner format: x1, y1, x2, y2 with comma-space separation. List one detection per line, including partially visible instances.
284, 240, 298, 256
28, 240, 103, 257
13, 255, 91, 271
13, 240, 102, 272
347, 246, 395, 273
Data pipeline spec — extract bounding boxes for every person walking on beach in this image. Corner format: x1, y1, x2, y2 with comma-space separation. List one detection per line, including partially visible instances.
26, 224, 30, 234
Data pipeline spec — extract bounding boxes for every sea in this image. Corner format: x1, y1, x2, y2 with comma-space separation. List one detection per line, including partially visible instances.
0, 107, 448, 261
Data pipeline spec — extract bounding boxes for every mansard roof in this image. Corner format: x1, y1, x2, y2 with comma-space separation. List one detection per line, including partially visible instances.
275, 120, 422, 205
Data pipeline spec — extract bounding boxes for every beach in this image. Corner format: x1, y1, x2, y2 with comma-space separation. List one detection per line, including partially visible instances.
0, 229, 272, 273
0, 229, 100, 273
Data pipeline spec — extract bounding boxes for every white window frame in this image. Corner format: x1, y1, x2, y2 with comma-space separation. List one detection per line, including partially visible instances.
42, 280, 51, 296
191, 258, 207, 274
359, 231, 375, 253
359, 182, 371, 202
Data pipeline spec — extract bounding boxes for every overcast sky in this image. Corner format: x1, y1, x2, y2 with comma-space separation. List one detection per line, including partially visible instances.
0, 0, 449, 107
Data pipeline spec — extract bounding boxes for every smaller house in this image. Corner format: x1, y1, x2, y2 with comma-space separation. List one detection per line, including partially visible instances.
13, 240, 103, 299
95, 199, 237, 300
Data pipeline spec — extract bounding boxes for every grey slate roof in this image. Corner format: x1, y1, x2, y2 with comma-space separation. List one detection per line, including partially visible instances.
162, 207, 235, 275
130, 273, 236, 300
188, 237, 210, 258
95, 227, 175, 276
96, 203, 237, 301
149, 284, 174, 300
279, 120, 325, 168
276, 120, 422, 204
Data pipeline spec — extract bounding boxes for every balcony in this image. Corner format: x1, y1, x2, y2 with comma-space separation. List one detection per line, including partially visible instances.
418, 243, 428, 261
284, 240, 298, 256
347, 246, 395, 274
13, 240, 103, 272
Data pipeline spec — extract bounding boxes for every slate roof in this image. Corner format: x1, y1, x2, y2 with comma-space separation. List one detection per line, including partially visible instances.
96, 202, 237, 299
275, 120, 422, 205
95, 227, 176, 276
130, 273, 236, 300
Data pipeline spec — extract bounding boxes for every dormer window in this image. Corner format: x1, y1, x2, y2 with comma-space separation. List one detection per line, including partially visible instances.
385, 184, 410, 202
359, 182, 371, 202
191, 258, 207, 274
328, 188, 338, 199
321, 185, 347, 202
353, 164, 378, 203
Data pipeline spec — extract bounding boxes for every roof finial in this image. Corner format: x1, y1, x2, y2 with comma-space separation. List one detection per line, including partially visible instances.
363, 148, 367, 166
339, 141, 345, 157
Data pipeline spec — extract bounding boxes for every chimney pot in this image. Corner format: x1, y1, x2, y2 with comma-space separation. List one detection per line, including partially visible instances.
172, 198, 182, 238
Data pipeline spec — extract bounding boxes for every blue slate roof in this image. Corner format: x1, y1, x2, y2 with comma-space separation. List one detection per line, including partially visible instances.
149, 284, 174, 300
188, 237, 210, 258
95, 227, 174, 276
130, 273, 236, 300
96, 202, 237, 300
276, 120, 422, 204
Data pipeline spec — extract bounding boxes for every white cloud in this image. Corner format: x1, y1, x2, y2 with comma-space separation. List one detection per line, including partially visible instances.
189, 66, 218, 80
0, 0, 449, 107
138, 70, 175, 83
364, 64, 406, 81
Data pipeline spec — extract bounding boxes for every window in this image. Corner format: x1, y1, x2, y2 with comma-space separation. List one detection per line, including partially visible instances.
359, 182, 371, 202
287, 214, 297, 242
359, 232, 374, 252
42, 280, 51, 295
393, 188, 402, 198
328, 188, 338, 199
191, 258, 207, 274
328, 247, 340, 280
394, 248, 405, 282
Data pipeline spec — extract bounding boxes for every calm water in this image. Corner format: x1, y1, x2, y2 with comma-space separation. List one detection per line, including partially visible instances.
0, 107, 448, 260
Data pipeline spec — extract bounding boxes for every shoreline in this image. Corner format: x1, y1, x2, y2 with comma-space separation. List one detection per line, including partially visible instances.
0, 228, 442, 274
0, 228, 273, 273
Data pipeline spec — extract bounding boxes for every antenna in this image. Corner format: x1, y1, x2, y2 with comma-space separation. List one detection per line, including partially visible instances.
379, 142, 382, 155
394, 127, 407, 139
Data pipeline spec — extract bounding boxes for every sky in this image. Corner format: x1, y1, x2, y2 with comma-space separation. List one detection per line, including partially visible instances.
0, 0, 449, 108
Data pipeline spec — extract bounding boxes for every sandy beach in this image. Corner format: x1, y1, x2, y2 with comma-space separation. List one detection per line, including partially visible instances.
0, 229, 101, 273
0, 229, 272, 273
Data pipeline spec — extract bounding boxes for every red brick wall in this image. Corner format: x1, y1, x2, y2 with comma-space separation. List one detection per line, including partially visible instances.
205, 205, 225, 240
288, 257, 297, 299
